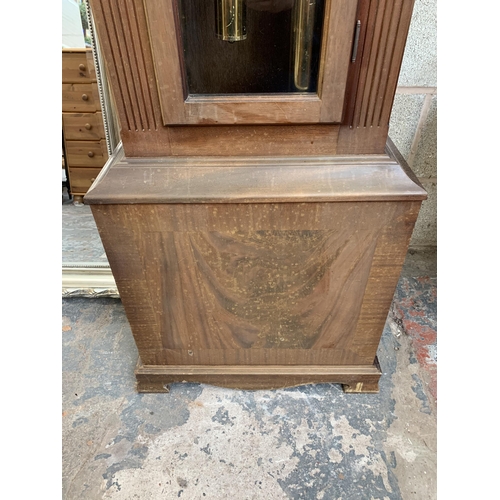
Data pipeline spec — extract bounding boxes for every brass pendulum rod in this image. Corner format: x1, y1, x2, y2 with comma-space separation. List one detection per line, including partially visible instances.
292, 0, 317, 91
215, 0, 247, 42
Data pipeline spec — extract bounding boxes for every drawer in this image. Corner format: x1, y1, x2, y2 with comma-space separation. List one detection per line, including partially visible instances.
68, 167, 102, 195
62, 112, 105, 140
65, 140, 108, 168
62, 83, 99, 112
62, 50, 96, 83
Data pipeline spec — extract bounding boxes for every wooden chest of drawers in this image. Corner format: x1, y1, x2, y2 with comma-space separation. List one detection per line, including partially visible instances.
62, 48, 108, 204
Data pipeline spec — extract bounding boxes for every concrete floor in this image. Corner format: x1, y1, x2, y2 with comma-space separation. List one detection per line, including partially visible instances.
62, 201, 437, 499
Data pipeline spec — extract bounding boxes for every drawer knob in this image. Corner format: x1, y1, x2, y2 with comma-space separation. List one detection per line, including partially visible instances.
85, 123, 92, 130
81, 94, 89, 101
88, 151, 95, 158
90, 178, 95, 182
79, 64, 86, 71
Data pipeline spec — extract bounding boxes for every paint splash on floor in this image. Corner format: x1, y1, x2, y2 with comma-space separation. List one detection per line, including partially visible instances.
392, 277, 437, 403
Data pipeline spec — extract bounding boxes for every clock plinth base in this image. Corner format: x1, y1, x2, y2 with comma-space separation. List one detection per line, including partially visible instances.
134, 357, 382, 394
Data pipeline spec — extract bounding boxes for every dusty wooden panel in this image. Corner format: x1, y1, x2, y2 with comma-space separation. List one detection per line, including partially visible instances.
175, 97, 324, 125
88, 0, 163, 131
84, 148, 427, 204
318, 0, 358, 121
342, 0, 371, 129
347, 0, 415, 129
142, 0, 186, 124
138, 348, 371, 366
369, 0, 404, 126
348, 200, 422, 362
118, 124, 340, 157
378, 0, 416, 126
170, 124, 340, 156
90, 209, 164, 360
90, 200, 418, 368
336, 124, 389, 154
339, 0, 416, 152
140, 227, 377, 355
111, 0, 155, 131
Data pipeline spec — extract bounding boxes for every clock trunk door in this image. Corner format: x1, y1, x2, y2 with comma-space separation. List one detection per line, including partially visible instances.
144, 0, 357, 125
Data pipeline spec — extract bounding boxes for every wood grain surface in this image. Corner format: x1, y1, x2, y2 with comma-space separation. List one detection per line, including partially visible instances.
135, 360, 382, 392
62, 83, 100, 113
85, 0, 422, 391
62, 49, 96, 84
84, 144, 427, 204
89, 0, 417, 155
119, 124, 341, 157
89, 0, 162, 131
67, 167, 103, 194
62, 49, 107, 198
65, 139, 108, 168
338, 0, 416, 152
62, 112, 105, 141
91, 198, 420, 367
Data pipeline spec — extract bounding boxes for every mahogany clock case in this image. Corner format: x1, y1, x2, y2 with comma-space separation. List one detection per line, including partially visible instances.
85, 0, 426, 393
86, 140, 426, 393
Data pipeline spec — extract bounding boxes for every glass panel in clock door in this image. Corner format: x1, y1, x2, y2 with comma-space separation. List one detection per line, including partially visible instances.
177, 0, 326, 95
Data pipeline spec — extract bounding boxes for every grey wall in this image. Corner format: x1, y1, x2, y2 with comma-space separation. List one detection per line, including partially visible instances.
389, 0, 437, 247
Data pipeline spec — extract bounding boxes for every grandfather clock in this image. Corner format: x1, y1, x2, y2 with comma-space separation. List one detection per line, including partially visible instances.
85, 0, 426, 393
